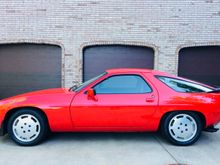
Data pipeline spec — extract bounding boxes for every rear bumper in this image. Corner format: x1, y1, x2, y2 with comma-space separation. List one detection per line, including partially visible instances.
204, 125, 219, 133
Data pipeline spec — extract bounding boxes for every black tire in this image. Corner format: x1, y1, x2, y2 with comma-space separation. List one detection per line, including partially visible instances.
161, 111, 202, 146
7, 109, 48, 146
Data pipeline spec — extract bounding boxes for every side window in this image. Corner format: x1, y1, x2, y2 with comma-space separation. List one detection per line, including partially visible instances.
93, 75, 152, 94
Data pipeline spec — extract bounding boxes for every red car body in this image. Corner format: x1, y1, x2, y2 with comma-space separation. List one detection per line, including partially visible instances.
1, 68, 220, 135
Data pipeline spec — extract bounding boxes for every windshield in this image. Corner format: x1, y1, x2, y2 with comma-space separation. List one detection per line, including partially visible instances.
71, 72, 107, 92
156, 76, 213, 93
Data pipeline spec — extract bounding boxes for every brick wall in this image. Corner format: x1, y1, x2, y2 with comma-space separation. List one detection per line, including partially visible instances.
0, 0, 219, 87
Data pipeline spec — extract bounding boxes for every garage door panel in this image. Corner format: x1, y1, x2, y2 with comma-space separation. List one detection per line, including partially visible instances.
83, 45, 154, 81
178, 46, 220, 87
0, 44, 61, 99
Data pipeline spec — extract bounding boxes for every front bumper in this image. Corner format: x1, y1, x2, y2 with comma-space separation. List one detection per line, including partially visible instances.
0, 123, 6, 136
0, 127, 4, 136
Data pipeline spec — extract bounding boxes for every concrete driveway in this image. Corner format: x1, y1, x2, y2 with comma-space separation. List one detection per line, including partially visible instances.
0, 124, 220, 165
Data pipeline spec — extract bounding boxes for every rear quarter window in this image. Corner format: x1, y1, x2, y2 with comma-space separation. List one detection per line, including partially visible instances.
156, 76, 213, 93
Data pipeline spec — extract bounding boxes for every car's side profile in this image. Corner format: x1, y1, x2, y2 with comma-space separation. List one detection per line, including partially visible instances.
0, 68, 220, 146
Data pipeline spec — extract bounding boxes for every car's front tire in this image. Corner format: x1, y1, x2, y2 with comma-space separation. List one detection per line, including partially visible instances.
161, 112, 202, 146
7, 109, 48, 146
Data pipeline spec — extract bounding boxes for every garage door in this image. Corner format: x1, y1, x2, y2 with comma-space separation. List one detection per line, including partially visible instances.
178, 46, 220, 87
0, 44, 61, 99
83, 45, 154, 81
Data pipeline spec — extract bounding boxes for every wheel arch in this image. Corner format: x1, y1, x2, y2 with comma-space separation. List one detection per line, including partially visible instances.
3, 106, 50, 134
159, 110, 206, 130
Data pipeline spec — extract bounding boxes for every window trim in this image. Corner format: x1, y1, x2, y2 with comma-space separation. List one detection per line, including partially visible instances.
92, 74, 153, 94
155, 75, 214, 93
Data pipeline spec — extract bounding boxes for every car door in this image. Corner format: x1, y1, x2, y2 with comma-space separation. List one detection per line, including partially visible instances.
70, 73, 159, 130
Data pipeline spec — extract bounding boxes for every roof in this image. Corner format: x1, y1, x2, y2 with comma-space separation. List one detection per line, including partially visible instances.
106, 68, 154, 73
106, 68, 171, 76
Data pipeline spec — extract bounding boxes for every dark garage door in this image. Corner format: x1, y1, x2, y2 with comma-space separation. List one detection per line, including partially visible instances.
178, 46, 220, 87
83, 45, 154, 81
0, 44, 61, 99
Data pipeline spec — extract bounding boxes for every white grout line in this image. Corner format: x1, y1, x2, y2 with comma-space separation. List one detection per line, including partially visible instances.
153, 134, 179, 164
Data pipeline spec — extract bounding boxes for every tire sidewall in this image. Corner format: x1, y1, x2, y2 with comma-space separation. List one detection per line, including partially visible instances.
7, 109, 48, 146
162, 111, 202, 146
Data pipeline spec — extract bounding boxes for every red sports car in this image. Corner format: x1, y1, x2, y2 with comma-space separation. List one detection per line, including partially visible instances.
0, 68, 220, 146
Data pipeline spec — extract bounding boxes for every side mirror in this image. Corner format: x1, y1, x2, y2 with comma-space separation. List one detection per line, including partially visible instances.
87, 89, 98, 101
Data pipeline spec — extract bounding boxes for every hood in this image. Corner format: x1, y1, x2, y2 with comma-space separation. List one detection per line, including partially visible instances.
1, 88, 71, 101
0, 88, 76, 114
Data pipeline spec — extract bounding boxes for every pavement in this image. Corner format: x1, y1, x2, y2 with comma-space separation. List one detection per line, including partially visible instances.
0, 124, 220, 165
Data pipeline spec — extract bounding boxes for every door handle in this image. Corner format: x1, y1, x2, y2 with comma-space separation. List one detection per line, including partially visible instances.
146, 95, 155, 102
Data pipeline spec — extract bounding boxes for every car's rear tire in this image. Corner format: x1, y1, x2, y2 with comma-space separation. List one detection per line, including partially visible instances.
7, 109, 48, 146
161, 112, 202, 146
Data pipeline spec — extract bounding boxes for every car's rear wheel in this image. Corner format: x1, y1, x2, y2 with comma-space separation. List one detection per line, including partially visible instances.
161, 112, 202, 146
7, 109, 48, 146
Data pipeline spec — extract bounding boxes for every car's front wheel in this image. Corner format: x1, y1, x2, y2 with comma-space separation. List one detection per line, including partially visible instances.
161, 112, 202, 146
7, 109, 48, 146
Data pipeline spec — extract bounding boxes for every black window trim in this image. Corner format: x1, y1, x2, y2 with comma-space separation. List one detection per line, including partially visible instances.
75, 72, 107, 93
92, 74, 153, 94
155, 75, 214, 93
